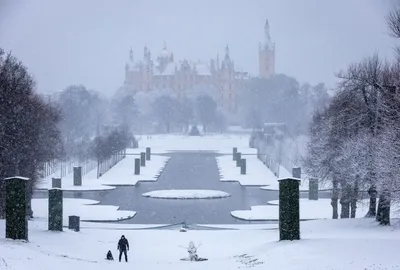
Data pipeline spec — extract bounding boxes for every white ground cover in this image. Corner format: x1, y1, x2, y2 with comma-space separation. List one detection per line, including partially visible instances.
0, 218, 399, 269
31, 198, 136, 222
100, 155, 170, 186
217, 155, 277, 186
231, 198, 400, 221
128, 134, 255, 154
142, 189, 231, 199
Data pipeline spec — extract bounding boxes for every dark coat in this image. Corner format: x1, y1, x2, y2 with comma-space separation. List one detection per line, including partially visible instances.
118, 238, 129, 251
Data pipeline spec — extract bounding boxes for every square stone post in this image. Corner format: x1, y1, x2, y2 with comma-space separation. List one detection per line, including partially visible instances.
48, 188, 63, 231
52, 178, 61, 188
68, 215, 80, 232
140, 152, 146, 167
309, 178, 319, 200
233, 147, 238, 160
240, 159, 247, 175
134, 158, 141, 175
5, 176, 29, 240
73, 166, 82, 186
278, 177, 301, 241
235, 152, 242, 167
292, 167, 301, 179
146, 147, 151, 161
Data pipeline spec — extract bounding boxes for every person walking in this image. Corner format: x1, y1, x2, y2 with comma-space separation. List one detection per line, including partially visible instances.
117, 235, 129, 262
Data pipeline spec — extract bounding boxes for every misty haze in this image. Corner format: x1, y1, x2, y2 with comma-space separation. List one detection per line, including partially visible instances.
0, 0, 399, 269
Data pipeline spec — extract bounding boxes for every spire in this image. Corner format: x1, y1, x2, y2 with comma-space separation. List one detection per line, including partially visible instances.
163, 41, 167, 50
225, 45, 229, 57
144, 45, 148, 57
264, 18, 272, 50
216, 53, 220, 69
129, 47, 134, 61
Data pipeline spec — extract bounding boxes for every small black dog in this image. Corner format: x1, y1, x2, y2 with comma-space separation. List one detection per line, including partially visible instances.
106, 250, 114, 261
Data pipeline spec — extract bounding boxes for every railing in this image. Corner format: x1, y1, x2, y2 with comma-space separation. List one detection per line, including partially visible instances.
97, 149, 126, 178
41, 158, 97, 179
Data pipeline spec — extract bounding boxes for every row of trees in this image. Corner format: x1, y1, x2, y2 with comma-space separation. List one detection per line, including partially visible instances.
0, 49, 63, 217
305, 7, 400, 225
239, 74, 330, 135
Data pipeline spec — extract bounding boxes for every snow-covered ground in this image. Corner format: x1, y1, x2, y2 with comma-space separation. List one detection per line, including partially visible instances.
131, 134, 255, 154
0, 218, 399, 269
231, 199, 399, 221
142, 189, 231, 199
37, 164, 115, 191
100, 155, 170, 186
32, 198, 136, 222
217, 155, 277, 186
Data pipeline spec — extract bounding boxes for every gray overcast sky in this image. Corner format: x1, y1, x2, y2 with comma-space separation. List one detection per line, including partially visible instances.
0, 0, 395, 96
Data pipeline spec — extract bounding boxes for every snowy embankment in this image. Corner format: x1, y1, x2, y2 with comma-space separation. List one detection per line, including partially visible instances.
217, 155, 277, 186
32, 198, 136, 222
231, 199, 400, 221
142, 189, 231, 199
0, 218, 399, 269
100, 155, 170, 186
37, 163, 115, 191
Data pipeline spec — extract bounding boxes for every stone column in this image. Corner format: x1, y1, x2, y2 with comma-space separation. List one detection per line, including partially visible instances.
308, 178, 319, 200
235, 152, 242, 167
292, 167, 301, 179
240, 159, 247, 175
52, 178, 61, 189
146, 147, 151, 161
278, 177, 301, 241
48, 188, 63, 231
233, 147, 238, 160
73, 166, 82, 186
135, 158, 141, 175
5, 176, 29, 240
140, 152, 146, 167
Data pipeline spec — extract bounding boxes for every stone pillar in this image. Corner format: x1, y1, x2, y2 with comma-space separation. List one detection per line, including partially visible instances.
235, 153, 242, 167
73, 166, 82, 186
5, 176, 29, 240
309, 178, 319, 200
292, 167, 301, 179
140, 152, 146, 167
146, 147, 151, 161
233, 147, 238, 160
52, 178, 61, 189
134, 158, 141, 175
278, 177, 301, 241
48, 189, 63, 231
68, 215, 80, 232
240, 159, 247, 175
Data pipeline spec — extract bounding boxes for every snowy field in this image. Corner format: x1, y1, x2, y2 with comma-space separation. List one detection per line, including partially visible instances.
217, 155, 278, 186
130, 134, 255, 154
231, 199, 400, 221
32, 198, 136, 222
142, 189, 231, 199
0, 218, 399, 269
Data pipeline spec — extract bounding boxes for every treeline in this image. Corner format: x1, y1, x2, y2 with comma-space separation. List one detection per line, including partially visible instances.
238, 75, 330, 135
0, 49, 63, 217
305, 7, 400, 225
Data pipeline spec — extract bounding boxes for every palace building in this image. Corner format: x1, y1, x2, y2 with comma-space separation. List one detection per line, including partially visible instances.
122, 19, 275, 112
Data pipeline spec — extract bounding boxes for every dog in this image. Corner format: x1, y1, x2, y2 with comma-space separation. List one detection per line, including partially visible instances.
106, 250, 114, 261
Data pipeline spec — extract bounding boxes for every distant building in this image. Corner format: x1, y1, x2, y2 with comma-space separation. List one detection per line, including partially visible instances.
122, 19, 275, 112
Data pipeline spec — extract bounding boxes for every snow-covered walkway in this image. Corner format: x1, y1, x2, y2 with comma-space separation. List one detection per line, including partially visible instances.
0, 218, 399, 269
